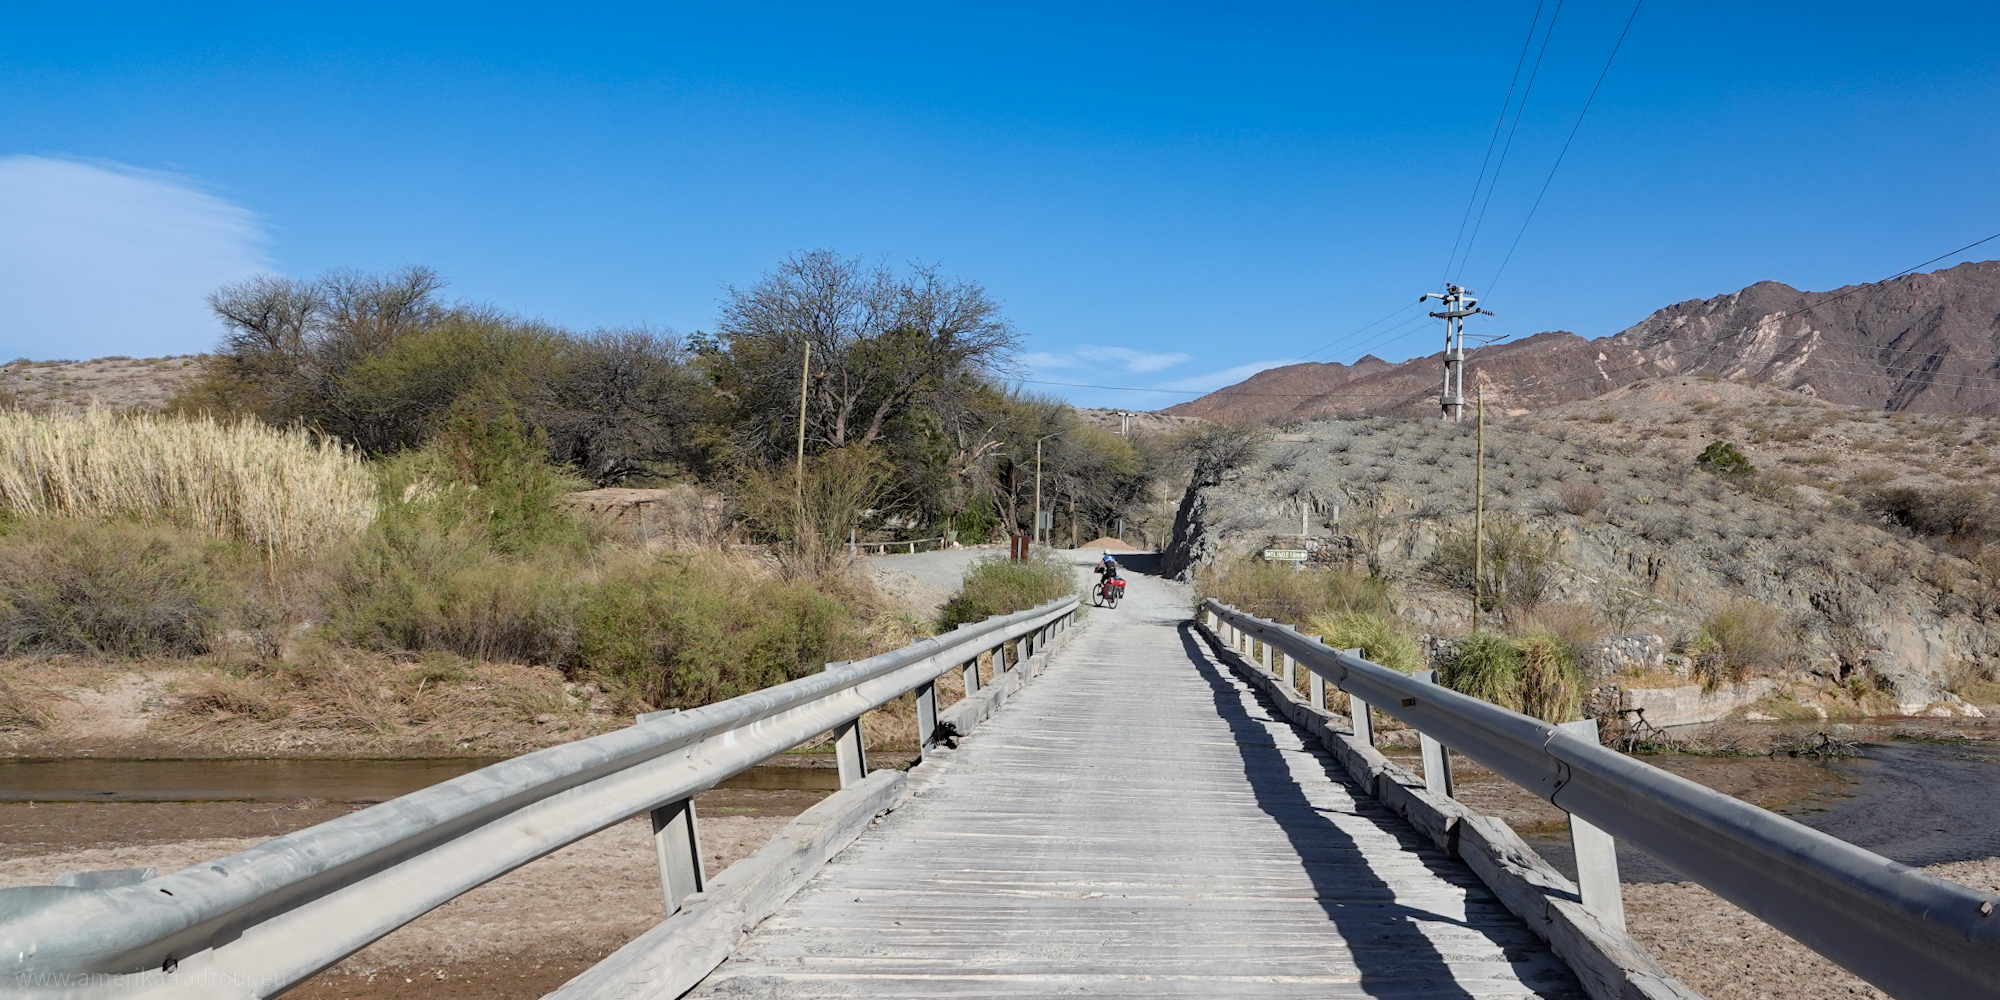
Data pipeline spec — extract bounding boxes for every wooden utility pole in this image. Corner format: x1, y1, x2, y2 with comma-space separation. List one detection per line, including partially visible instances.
1473, 385, 1485, 631
795, 342, 811, 518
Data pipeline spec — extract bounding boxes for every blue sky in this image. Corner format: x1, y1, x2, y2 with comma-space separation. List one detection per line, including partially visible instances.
5, 3, 1999, 407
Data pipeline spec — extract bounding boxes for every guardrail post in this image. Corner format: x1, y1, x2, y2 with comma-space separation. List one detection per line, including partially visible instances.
1414, 670, 1455, 798
1280, 651, 1295, 691
1345, 648, 1375, 745
833, 718, 868, 788
916, 681, 939, 751
650, 797, 705, 916
1259, 639, 1273, 674
1307, 636, 1327, 709
1559, 718, 1625, 930
962, 658, 980, 695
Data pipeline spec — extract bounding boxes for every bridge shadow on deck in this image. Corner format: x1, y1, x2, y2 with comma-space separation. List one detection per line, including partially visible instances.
1173, 622, 1572, 999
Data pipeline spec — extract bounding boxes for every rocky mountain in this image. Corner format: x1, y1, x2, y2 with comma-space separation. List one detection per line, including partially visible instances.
1166, 260, 2000, 424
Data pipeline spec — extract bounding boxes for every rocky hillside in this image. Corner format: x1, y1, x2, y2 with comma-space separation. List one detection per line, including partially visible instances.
1163, 380, 2000, 716
1168, 260, 2000, 423
0, 356, 204, 412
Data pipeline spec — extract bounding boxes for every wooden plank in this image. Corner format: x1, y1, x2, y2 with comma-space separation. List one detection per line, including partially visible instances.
688, 583, 1586, 998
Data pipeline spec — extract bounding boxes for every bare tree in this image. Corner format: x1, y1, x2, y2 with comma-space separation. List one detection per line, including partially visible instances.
715, 251, 1021, 458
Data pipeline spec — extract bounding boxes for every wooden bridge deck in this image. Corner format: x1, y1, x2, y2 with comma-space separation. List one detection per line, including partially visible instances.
688, 579, 1584, 998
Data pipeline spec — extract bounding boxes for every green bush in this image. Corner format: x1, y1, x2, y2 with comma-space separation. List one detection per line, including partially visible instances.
372, 409, 591, 557
1515, 627, 1584, 722
938, 555, 1077, 630
1687, 598, 1793, 689
0, 519, 236, 656
1441, 632, 1522, 710
1696, 440, 1754, 477
1197, 559, 1393, 626
1426, 513, 1556, 622
577, 554, 859, 709
1301, 611, 1421, 673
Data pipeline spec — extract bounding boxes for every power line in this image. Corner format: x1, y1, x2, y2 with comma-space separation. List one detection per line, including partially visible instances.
1455, 0, 1566, 284
1443, 0, 1549, 282
1528, 229, 2000, 395
1295, 300, 1426, 363
1034, 232, 2000, 407
1486, 0, 1645, 296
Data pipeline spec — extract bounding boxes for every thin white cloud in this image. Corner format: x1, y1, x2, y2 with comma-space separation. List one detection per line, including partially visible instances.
1074, 345, 1192, 373
1154, 358, 1303, 394
0, 155, 271, 359
1020, 351, 1077, 370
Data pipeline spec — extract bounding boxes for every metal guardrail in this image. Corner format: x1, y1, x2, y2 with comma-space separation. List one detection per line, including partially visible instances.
1204, 599, 2000, 1000
0, 596, 1081, 999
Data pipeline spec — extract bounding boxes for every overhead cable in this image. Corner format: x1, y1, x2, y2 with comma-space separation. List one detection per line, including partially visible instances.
1486, 0, 1646, 296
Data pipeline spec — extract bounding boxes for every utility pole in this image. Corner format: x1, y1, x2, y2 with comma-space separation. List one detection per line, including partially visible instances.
1420, 284, 1493, 423
795, 341, 811, 517
1032, 432, 1061, 547
1473, 386, 1485, 632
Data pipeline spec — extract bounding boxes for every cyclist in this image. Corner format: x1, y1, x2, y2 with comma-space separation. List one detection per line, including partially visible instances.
1095, 553, 1121, 594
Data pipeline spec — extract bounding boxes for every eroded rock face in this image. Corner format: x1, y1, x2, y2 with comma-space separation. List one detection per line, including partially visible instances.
1162, 416, 2000, 713
560, 486, 729, 550
1584, 634, 1668, 682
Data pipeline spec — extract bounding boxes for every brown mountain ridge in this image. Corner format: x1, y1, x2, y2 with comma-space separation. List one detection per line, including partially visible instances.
1164, 260, 2000, 424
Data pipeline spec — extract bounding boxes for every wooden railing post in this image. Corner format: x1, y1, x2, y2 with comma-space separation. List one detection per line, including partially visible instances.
832, 718, 867, 788
1560, 718, 1625, 930
916, 680, 939, 752
1414, 670, 1454, 798
650, 797, 705, 916
1345, 647, 1375, 746
1308, 636, 1327, 710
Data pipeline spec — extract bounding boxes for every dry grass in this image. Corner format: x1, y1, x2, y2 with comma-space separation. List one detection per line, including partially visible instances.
0, 406, 375, 555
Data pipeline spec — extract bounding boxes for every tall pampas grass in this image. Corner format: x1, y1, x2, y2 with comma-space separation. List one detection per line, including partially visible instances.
0, 406, 374, 555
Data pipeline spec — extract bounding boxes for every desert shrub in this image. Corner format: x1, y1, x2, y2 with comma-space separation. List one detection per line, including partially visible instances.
335, 417, 595, 660
1861, 484, 1999, 543
0, 675, 48, 729
372, 409, 591, 557
1696, 440, 1753, 477
174, 674, 289, 722
1441, 632, 1521, 709
1197, 559, 1393, 626
939, 554, 1077, 630
1528, 603, 1611, 662
1555, 481, 1605, 516
735, 446, 892, 578
1300, 611, 1421, 673
1427, 513, 1556, 621
1515, 627, 1583, 722
0, 519, 235, 655
577, 553, 860, 710
0, 405, 374, 555
1686, 597, 1793, 689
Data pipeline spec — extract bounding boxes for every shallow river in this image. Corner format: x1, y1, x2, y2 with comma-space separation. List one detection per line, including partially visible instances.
1528, 736, 2000, 883
0, 755, 841, 804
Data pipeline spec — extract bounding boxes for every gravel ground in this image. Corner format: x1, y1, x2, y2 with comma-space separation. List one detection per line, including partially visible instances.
1627, 856, 2000, 1000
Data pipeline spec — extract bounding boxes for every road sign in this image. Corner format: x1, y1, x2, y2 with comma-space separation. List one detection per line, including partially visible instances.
1262, 549, 1308, 562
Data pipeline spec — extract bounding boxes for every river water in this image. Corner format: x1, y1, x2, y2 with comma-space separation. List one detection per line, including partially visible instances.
0, 755, 842, 804
1524, 736, 2000, 883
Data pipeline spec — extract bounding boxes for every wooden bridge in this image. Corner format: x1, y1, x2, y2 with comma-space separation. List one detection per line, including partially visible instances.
683, 578, 1583, 997
10, 561, 1997, 1000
